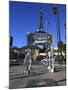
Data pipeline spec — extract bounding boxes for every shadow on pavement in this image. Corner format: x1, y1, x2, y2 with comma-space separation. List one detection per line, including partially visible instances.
10, 72, 46, 80
26, 78, 59, 88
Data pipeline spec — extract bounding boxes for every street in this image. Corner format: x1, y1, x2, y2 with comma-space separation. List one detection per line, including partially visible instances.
9, 63, 66, 89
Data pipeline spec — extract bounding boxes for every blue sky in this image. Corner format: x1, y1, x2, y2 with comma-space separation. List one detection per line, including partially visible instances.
9, 1, 66, 48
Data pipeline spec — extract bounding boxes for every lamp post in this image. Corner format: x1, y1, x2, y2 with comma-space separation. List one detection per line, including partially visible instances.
53, 5, 61, 56
64, 22, 66, 61
64, 5, 66, 44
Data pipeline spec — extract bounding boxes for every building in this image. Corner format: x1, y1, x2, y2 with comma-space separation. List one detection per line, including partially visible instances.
27, 10, 52, 58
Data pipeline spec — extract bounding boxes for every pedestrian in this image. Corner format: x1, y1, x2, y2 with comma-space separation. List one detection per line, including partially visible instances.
24, 48, 32, 75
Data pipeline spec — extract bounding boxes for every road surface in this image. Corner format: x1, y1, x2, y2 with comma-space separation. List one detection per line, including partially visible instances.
9, 63, 66, 89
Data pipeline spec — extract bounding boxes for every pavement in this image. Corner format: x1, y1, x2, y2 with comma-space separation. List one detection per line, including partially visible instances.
9, 63, 66, 89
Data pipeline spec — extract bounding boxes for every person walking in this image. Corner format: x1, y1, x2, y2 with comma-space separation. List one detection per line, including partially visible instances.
24, 48, 32, 75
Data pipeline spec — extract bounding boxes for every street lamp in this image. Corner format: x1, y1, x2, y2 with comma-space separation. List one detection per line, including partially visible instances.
53, 5, 62, 56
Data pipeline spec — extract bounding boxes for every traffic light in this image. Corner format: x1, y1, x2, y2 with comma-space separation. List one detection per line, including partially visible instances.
53, 5, 58, 15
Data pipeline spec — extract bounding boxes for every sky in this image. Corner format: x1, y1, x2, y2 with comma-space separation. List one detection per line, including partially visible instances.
9, 1, 66, 48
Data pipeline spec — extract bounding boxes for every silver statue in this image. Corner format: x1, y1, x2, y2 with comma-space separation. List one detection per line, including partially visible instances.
24, 48, 32, 75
